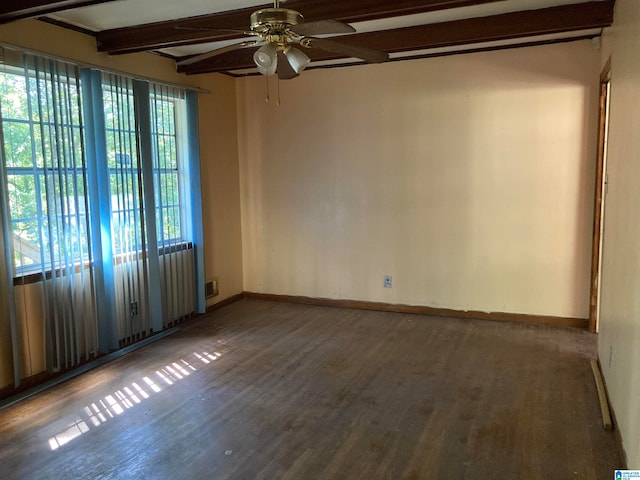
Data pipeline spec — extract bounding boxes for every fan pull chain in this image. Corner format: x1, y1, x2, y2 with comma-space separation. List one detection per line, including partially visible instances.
264, 74, 281, 106
265, 72, 270, 103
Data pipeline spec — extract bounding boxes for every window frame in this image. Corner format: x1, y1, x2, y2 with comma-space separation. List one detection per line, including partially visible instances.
1, 62, 90, 277
2, 63, 191, 280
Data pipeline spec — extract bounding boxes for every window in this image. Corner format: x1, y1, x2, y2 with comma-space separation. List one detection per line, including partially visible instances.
102, 76, 187, 255
151, 85, 184, 246
1, 59, 90, 275
0, 49, 204, 385
102, 74, 142, 255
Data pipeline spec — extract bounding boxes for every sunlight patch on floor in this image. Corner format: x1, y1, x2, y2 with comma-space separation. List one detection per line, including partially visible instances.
47, 350, 223, 451
48, 418, 90, 451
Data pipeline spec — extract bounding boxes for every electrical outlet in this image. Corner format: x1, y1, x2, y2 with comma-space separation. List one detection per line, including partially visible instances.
383, 275, 392, 288
130, 301, 138, 317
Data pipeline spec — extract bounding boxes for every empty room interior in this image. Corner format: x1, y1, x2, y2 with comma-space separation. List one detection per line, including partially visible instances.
0, 0, 638, 477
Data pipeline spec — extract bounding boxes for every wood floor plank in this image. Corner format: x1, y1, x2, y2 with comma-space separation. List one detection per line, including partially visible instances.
0, 299, 625, 479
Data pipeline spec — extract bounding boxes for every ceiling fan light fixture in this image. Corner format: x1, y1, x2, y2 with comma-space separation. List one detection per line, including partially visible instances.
285, 47, 310, 74
177, 0, 388, 77
253, 43, 278, 75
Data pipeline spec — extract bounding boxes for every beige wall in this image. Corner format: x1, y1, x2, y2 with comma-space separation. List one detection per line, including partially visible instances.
598, 0, 640, 467
237, 41, 600, 318
198, 75, 244, 305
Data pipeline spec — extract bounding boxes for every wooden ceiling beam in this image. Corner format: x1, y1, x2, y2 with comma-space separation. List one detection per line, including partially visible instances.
96, 0, 504, 55
0, 0, 117, 23
177, 0, 614, 75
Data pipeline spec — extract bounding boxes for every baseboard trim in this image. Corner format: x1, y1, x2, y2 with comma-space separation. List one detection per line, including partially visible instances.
595, 356, 628, 469
590, 359, 613, 430
206, 293, 244, 313
242, 292, 588, 329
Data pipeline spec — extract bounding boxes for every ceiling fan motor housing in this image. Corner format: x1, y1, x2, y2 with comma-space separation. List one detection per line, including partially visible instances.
250, 8, 303, 36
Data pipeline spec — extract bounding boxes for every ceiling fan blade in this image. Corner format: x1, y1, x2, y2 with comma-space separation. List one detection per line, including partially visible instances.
177, 40, 262, 67
306, 37, 389, 64
289, 19, 355, 36
276, 52, 299, 80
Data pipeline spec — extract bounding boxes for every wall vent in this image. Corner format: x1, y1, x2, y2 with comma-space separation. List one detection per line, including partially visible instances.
205, 279, 218, 298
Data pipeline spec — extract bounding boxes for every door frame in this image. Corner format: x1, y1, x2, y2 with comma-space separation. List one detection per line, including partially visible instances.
588, 57, 611, 333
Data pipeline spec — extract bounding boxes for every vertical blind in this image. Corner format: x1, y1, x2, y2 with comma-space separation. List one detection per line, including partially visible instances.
150, 84, 195, 330
1, 53, 97, 377
102, 73, 152, 344
0, 49, 205, 389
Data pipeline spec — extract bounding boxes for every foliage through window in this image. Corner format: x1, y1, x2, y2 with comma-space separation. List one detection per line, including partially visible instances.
102, 76, 186, 255
0, 64, 189, 274
0, 48, 202, 382
151, 85, 184, 246
1, 60, 90, 274
102, 74, 142, 255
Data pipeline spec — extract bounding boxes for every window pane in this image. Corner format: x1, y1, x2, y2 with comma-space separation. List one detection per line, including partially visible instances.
13, 220, 41, 268
0, 72, 28, 119
151, 90, 183, 244
6, 173, 37, 219
103, 75, 142, 255
3, 121, 33, 168
1, 63, 89, 274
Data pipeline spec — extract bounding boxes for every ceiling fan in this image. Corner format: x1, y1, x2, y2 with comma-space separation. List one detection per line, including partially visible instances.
177, 0, 389, 79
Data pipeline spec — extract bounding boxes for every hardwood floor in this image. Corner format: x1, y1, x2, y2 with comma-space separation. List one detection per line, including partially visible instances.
0, 299, 624, 479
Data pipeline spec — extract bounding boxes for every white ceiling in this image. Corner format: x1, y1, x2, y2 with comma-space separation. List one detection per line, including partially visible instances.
50, 0, 261, 31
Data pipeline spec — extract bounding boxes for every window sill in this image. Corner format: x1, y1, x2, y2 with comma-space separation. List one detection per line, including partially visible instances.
12, 241, 193, 286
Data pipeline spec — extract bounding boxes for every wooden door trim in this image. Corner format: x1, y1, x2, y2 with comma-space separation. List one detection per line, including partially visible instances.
588, 57, 611, 333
